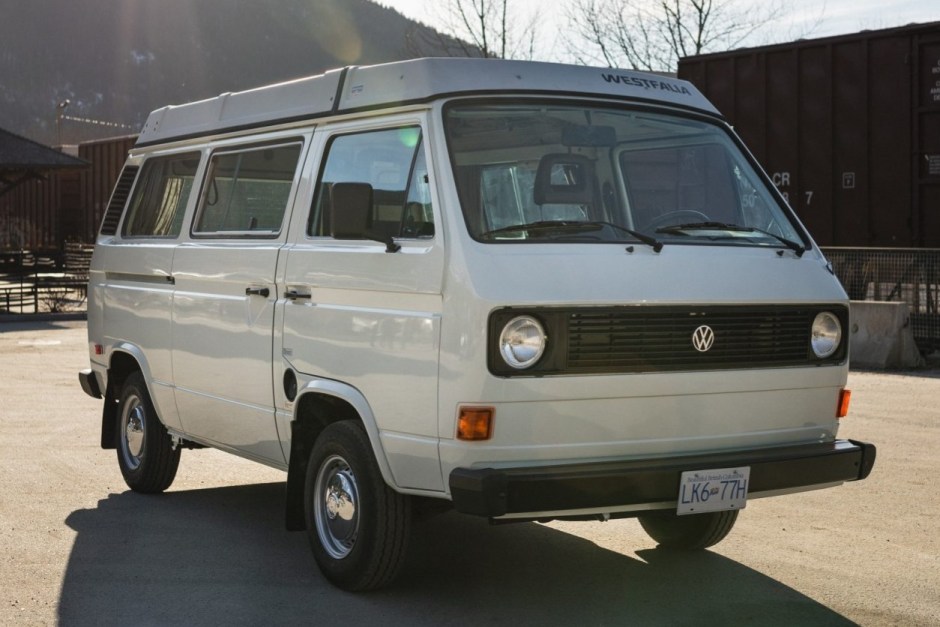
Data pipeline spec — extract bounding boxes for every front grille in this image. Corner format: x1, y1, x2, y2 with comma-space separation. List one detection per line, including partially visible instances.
487, 305, 848, 376
568, 306, 824, 373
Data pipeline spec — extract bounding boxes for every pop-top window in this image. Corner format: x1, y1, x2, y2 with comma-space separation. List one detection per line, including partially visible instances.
308, 127, 434, 239
121, 152, 200, 238
445, 103, 806, 250
194, 141, 302, 236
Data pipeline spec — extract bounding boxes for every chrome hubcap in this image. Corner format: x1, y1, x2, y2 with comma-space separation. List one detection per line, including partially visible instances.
120, 397, 146, 470
315, 455, 360, 559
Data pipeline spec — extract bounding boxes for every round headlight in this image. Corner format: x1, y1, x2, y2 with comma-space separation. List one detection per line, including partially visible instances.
499, 316, 546, 369
811, 312, 842, 358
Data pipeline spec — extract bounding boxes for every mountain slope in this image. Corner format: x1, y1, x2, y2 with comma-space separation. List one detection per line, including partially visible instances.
0, 0, 454, 144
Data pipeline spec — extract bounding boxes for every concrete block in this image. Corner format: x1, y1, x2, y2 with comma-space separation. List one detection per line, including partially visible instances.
849, 301, 924, 369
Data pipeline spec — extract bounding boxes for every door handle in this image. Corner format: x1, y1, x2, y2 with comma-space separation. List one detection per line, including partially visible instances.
245, 287, 270, 297
284, 289, 311, 300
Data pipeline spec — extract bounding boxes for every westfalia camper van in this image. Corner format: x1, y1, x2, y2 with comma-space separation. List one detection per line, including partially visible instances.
79, 58, 875, 591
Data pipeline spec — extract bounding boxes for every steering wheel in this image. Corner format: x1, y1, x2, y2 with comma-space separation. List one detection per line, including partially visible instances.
641, 210, 710, 231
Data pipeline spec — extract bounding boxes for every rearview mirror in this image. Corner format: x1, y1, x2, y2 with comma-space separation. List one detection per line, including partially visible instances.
562, 125, 616, 147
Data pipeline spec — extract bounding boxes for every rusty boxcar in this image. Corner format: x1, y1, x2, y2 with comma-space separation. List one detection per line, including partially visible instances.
678, 21, 940, 248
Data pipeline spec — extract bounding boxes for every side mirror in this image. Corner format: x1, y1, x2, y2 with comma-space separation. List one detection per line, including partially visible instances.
330, 182, 401, 253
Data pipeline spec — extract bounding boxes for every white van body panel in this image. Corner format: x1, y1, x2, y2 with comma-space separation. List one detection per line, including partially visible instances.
283, 376, 445, 493
94, 242, 180, 429
278, 113, 447, 491
170, 241, 285, 464
433, 239, 848, 486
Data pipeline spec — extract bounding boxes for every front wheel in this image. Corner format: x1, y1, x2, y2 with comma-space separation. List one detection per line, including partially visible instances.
638, 509, 739, 549
304, 421, 411, 591
116, 371, 180, 493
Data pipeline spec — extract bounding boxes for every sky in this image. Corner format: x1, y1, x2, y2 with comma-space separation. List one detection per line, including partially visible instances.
378, 0, 940, 63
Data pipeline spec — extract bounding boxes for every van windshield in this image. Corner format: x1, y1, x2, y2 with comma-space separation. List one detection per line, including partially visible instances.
444, 102, 806, 249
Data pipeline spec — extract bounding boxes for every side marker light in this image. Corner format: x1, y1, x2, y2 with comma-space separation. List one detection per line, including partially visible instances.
837, 389, 851, 418
457, 407, 494, 441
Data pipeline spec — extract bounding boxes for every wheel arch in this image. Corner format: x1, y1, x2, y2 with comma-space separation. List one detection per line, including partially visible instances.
99, 345, 151, 449
284, 379, 397, 531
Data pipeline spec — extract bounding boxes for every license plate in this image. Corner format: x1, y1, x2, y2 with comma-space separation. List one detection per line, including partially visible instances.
676, 466, 750, 515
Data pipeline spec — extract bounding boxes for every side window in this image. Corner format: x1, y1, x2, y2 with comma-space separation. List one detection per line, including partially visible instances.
121, 152, 200, 238
194, 141, 303, 236
308, 127, 434, 239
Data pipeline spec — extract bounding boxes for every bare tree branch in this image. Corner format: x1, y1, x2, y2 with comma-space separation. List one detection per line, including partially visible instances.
565, 0, 790, 71
412, 0, 541, 60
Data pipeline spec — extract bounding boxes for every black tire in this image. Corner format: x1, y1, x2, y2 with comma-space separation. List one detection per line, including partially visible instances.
116, 371, 181, 493
639, 509, 739, 550
304, 421, 411, 591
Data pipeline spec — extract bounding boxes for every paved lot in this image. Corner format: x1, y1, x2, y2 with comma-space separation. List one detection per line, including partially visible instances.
1, 321, 938, 626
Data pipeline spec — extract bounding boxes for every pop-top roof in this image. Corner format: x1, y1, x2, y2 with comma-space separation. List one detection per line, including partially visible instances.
136, 58, 719, 147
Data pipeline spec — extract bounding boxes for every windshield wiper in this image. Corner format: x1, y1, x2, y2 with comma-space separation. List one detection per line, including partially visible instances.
655, 221, 805, 257
481, 220, 663, 252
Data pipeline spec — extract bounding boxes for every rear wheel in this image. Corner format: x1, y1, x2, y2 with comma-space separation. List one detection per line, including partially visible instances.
304, 421, 411, 591
639, 509, 739, 549
116, 371, 181, 493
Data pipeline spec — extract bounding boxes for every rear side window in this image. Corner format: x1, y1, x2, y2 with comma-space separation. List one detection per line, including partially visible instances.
194, 141, 303, 236
121, 153, 200, 238
308, 127, 434, 239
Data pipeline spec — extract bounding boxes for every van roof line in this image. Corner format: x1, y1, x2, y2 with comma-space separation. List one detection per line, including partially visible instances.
135, 58, 719, 147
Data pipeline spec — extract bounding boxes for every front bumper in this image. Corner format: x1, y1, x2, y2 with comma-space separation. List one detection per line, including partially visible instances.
449, 439, 875, 518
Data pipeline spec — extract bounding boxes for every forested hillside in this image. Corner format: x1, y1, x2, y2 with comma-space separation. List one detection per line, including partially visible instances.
0, 0, 453, 144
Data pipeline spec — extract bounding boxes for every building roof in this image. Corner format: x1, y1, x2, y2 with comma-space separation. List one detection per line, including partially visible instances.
137, 58, 718, 147
0, 127, 88, 170
680, 19, 940, 61
0, 127, 88, 200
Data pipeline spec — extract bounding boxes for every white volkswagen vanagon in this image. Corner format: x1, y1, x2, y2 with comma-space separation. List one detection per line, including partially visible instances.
79, 58, 875, 591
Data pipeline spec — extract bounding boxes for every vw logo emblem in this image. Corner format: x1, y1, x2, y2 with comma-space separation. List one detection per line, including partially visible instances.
692, 325, 715, 352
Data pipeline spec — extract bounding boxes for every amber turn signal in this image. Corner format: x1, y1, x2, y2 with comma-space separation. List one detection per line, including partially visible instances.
457, 407, 494, 441
837, 389, 851, 418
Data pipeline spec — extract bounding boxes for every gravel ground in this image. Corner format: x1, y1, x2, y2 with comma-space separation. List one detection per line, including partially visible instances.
1, 321, 938, 626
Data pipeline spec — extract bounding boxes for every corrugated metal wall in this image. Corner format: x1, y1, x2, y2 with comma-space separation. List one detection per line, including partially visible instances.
679, 22, 940, 248
75, 135, 136, 244
0, 169, 66, 252
0, 135, 135, 252
918, 37, 940, 249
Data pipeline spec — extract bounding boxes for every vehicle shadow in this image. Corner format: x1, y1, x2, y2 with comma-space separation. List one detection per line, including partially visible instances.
60, 483, 853, 626
0, 317, 85, 332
